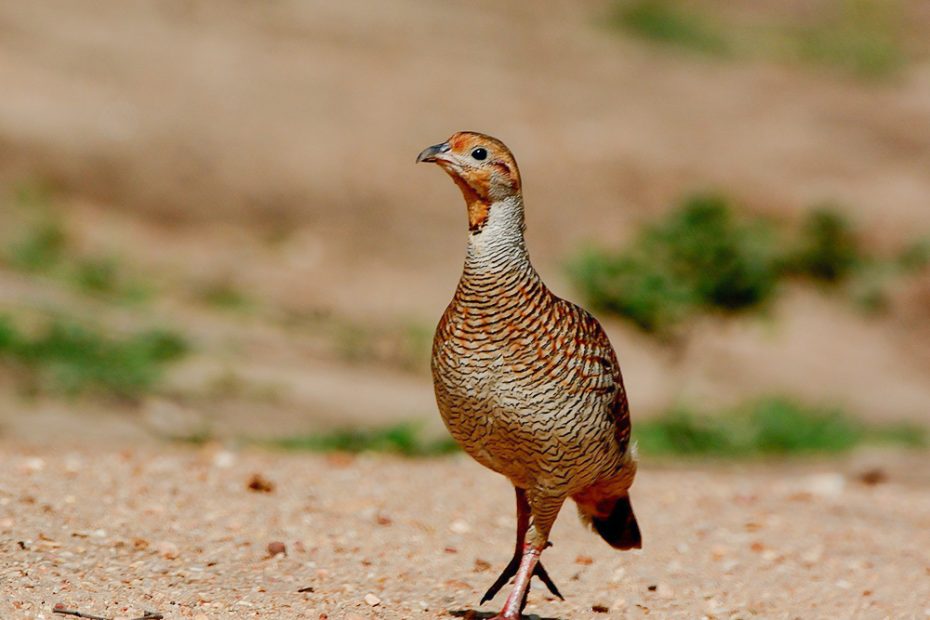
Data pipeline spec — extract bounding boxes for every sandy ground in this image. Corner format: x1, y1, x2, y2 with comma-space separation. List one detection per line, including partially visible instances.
2, 443, 929, 620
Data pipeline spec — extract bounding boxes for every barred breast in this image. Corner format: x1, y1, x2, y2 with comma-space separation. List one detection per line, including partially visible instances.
431, 257, 631, 496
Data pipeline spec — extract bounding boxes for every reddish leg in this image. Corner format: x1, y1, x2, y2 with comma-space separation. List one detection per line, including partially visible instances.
492, 544, 542, 620
482, 488, 563, 616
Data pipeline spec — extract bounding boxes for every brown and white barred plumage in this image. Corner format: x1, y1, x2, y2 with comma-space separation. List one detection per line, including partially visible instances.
419, 132, 639, 620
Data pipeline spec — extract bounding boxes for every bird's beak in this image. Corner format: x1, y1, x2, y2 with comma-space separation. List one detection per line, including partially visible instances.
416, 142, 451, 164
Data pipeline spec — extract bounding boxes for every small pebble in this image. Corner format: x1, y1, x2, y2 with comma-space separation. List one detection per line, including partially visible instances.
22, 457, 45, 473
157, 541, 180, 559
364, 593, 381, 607
802, 473, 845, 497
213, 451, 236, 469
247, 473, 275, 493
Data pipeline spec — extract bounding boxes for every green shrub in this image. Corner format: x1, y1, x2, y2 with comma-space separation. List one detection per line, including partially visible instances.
571, 249, 693, 332
270, 423, 459, 457
608, 0, 907, 80
0, 315, 188, 398
74, 257, 120, 294
569, 193, 930, 329
569, 194, 780, 331
792, 0, 905, 79
898, 238, 930, 272
635, 397, 925, 457
7, 220, 68, 272
610, 0, 730, 56
4, 188, 150, 302
786, 207, 862, 283
198, 280, 254, 311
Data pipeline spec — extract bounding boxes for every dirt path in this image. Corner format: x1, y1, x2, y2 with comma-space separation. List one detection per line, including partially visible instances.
2, 444, 928, 619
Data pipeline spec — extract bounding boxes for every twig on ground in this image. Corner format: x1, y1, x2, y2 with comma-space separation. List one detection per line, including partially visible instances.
52, 609, 108, 620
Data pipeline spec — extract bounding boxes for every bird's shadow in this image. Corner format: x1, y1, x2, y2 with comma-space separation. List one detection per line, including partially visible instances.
449, 610, 563, 620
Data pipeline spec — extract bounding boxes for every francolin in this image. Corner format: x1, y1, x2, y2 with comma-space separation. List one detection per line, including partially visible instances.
418, 132, 641, 619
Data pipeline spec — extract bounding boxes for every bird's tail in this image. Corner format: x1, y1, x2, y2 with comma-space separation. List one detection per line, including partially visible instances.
591, 494, 641, 550
574, 443, 641, 550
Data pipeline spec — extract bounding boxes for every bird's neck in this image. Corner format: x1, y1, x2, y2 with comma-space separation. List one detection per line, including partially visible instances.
462, 194, 535, 279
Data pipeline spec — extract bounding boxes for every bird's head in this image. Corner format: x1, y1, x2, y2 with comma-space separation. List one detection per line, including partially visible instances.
416, 131, 521, 205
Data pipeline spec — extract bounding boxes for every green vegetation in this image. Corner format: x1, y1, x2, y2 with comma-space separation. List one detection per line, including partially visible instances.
7, 219, 68, 272
636, 397, 926, 457
786, 207, 862, 283
0, 315, 188, 398
570, 193, 927, 331
198, 279, 255, 311
3, 188, 151, 303
570, 194, 780, 332
792, 0, 905, 79
610, 0, 730, 56
609, 0, 908, 79
269, 422, 459, 457
264, 401, 924, 459
897, 238, 930, 272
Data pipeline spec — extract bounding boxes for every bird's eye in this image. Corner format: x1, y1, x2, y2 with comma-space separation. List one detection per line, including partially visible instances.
471, 148, 488, 161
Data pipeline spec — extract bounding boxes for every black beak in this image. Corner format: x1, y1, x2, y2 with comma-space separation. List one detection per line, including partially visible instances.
416, 142, 451, 164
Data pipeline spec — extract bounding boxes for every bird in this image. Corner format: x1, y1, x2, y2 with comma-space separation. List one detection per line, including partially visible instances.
417, 131, 641, 620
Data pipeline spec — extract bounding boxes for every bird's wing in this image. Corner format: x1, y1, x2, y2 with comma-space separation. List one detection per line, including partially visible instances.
566, 302, 632, 449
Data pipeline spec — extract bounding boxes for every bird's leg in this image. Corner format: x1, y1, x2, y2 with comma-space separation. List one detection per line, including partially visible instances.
481, 488, 563, 606
490, 493, 564, 620
493, 544, 542, 620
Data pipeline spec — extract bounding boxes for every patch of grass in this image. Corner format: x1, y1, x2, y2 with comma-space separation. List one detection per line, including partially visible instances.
785, 206, 862, 283
610, 0, 730, 56
198, 280, 255, 311
792, 0, 905, 79
636, 397, 925, 457
569, 194, 780, 332
73, 257, 120, 294
897, 238, 930, 273
847, 261, 895, 314
7, 220, 68, 272
570, 194, 927, 330
0, 315, 188, 398
73, 257, 151, 303
3, 187, 152, 303
607, 0, 908, 80
269, 423, 459, 457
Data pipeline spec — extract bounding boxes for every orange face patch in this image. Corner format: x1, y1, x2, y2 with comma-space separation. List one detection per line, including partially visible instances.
424, 131, 522, 234
449, 133, 475, 153
449, 172, 491, 233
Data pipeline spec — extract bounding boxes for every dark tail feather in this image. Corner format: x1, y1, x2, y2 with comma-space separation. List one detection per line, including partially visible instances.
592, 495, 642, 550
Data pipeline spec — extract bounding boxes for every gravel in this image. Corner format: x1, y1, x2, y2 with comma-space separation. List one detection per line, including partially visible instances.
2, 444, 929, 619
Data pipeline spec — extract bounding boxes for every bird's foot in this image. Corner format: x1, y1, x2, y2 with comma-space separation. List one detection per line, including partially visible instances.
480, 553, 563, 605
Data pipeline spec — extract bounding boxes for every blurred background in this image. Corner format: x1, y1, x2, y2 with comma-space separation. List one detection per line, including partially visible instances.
1, 0, 928, 458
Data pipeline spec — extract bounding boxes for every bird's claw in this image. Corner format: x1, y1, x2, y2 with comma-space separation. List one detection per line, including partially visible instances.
480, 555, 563, 606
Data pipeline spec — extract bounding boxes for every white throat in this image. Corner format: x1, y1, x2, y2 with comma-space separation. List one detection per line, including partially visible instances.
464, 195, 530, 273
